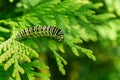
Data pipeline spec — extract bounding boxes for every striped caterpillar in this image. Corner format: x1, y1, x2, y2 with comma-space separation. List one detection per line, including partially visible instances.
15, 26, 64, 42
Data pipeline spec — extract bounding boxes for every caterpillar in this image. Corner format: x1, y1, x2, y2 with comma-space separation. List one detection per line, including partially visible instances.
15, 26, 64, 42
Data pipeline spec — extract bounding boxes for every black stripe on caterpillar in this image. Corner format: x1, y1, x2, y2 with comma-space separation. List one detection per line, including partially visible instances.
15, 26, 64, 42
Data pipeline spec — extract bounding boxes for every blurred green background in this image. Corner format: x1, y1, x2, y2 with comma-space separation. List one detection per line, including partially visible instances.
0, 0, 120, 80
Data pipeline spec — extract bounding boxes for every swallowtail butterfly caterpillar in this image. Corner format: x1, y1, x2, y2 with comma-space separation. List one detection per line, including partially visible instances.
15, 26, 64, 42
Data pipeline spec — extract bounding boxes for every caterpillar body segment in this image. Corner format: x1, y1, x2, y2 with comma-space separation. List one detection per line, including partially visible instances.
16, 26, 64, 42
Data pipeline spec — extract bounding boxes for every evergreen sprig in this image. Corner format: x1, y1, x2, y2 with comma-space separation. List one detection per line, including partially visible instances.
0, 39, 39, 80
0, 0, 117, 80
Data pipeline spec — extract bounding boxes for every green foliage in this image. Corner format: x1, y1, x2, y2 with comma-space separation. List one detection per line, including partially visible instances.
105, 0, 120, 16
0, 39, 39, 80
0, 0, 120, 80
22, 60, 50, 80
